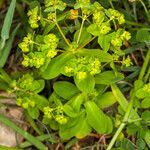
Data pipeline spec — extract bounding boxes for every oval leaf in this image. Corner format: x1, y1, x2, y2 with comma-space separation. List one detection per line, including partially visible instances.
77, 49, 113, 62
85, 101, 108, 134
41, 52, 73, 79
95, 71, 124, 85
96, 92, 117, 108
74, 73, 95, 93
70, 94, 85, 112
63, 104, 78, 118
53, 81, 80, 100
141, 97, 150, 108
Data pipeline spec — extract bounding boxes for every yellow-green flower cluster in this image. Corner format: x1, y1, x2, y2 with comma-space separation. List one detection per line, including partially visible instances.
108, 9, 125, 24
19, 33, 58, 69
143, 83, 150, 93
43, 106, 67, 124
92, 5, 112, 35
17, 74, 42, 92
93, 11, 105, 25
63, 56, 101, 79
44, 0, 66, 11
47, 13, 55, 22
91, 2, 104, 13
16, 97, 35, 109
111, 29, 131, 48
55, 115, 67, 124
122, 56, 133, 67
43, 106, 53, 119
76, 0, 92, 16
18, 34, 32, 53
28, 6, 40, 29
99, 22, 111, 35
22, 52, 45, 68
43, 34, 58, 51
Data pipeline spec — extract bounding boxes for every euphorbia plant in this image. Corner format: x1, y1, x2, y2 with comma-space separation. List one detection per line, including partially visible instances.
17, 0, 133, 140
0, 1, 141, 148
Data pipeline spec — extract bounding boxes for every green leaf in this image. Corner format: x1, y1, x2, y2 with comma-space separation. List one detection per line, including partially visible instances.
136, 139, 146, 150
75, 118, 92, 139
0, 68, 12, 83
74, 28, 92, 46
127, 124, 139, 136
111, 84, 140, 121
141, 97, 150, 108
77, 49, 113, 62
53, 81, 80, 100
74, 73, 95, 93
118, 138, 135, 150
136, 28, 150, 43
70, 94, 85, 112
141, 111, 150, 122
32, 95, 49, 110
41, 52, 73, 79
87, 24, 99, 36
98, 33, 113, 52
96, 92, 117, 108
85, 101, 110, 134
0, 81, 9, 90
34, 80, 45, 93
43, 23, 55, 35
27, 107, 39, 119
59, 113, 91, 140
95, 71, 124, 85
144, 130, 150, 148
95, 84, 107, 96
0, 0, 16, 50
0, 24, 20, 68
135, 88, 149, 99
30, 1, 40, 9
134, 80, 144, 91
105, 115, 113, 134
63, 104, 78, 118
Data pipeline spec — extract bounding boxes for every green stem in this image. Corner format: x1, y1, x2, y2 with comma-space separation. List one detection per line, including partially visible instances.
132, 2, 138, 22
109, 0, 117, 29
139, 0, 150, 22
55, 22, 70, 46
55, 9, 70, 46
0, 114, 48, 150
107, 98, 133, 150
139, 50, 150, 80
125, 20, 147, 27
107, 123, 126, 150
144, 67, 150, 83
109, 0, 115, 9
77, 36, 96, 50
77, 18, 85, 44
111, 84, 150, 148
139, 0, 148, 14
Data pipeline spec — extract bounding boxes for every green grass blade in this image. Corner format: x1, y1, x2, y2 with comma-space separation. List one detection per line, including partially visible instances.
0, 145, 23, 150
111, 84, 128, 109
0, 0, 16, 50
0, 24, 20, 68
111, 84, 139, 120
0, 145, 22, 150
20, 134, 56, 148
0, 114, 48, 150
0, 68, 12, 83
